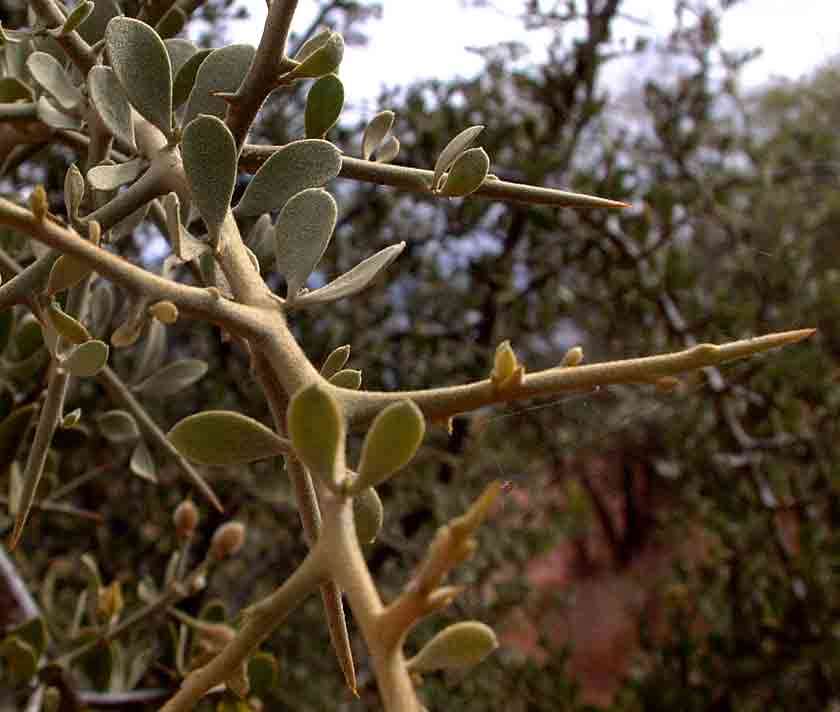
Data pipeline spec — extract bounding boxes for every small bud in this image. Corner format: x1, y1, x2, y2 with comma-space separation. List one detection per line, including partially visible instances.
88, 220, 101, 246
149, 300, 179, 324
96, 580, 124, 622
173, 499, 199, 540
407, 621, 498, 674
210, 521, 246, 560
490, 340, 517, 386
561, 346, 583, 367
655, 375, 681, 393
30, 185, 48, 221
353, 486, 384, 544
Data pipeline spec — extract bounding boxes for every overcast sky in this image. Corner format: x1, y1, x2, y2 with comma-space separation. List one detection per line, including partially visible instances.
228, 0, 840, 105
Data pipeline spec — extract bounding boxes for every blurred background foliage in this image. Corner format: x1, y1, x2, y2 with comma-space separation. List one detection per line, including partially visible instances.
1, 0, 839, 709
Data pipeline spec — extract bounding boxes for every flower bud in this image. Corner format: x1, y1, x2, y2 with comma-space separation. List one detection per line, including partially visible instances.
173, 499, 198, 540
210, 521, 246, 560
561, 346, 583, 367
30, 185, 48, 221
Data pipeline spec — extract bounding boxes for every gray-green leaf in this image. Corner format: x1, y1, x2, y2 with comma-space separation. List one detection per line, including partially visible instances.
235, 139, 342, 217
432, 125, 484, 192
274, 188, 337, 300
64, 163, 84, 221
287, 31, 343, 80
133, 359, 208, 398
26, 52, 83, 110
164, 38, 197, 76
362, 110, 394, 161
294, 242, 405, 307
105, 17, 173, 134
53, 1, 94, 37
320, 344, 350, 378
407, 621, 498, 674
163, 192, 207, 262
172, 48, 211, 110
36, 96, 81, 130
375, 135, 400, 164
286, 384, 345, 490
87, 158, 145, 191
88, 65, 136, 149
305, 73, 344, 139
183, 43, 254, 126
181, 114, 236, 247
440, 147, 489, 198
130, 440, 157, 482
63, 339, 108, 377
167, 410, 287, 466
97, 410, 140, 443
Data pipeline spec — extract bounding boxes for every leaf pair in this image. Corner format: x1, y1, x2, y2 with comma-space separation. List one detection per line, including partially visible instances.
433, 125, 490, 197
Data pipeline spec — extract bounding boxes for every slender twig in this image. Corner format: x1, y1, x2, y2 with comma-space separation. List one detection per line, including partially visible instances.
0, 544, 40, 623
239, 147, 630, 209
0, 496, 103, 524
77, 688, 173, 708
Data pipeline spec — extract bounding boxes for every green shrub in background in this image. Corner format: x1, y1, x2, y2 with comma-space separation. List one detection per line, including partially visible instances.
0, 1, 819, 710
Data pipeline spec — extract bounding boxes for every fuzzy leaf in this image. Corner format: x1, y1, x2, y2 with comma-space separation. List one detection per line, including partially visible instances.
328, 369, 361, 390
286, 384, 345, 490
433, 125, 484, 192
362, 110, 394, 160
55, 1, 94, 36
47, 302, 90, 345
36, 96, 81, 130
236, 139, 342, 217
440, 147, 489, 198
130, 439, 157, 482
167, 410, 287, 466
165, 38, 197, 76
320, 344, 350, 379
375, 135, 400, 164
88, 65, 135, 148
294, 242, 405, 307
105, 17, 173, 134
407, 621, 498, 673
305, 73, 344, 138
274, 188, 337, 299
78, 0, 120, 44
287, 31, 344, 80
156, 6, 187, 39
62, 340, 109, 377
183, 43, 254, 125
133, 359, 208, 398
47, 255, 92, 295
172, 48, 211, 110
87, 158, 145, 191
96, 410, 140, 443
26, 51, 83, 110
182, 114, 237, 247
163, 192, 206, 262
353, 400, 425, 491
64, 163, 84, 220
293, 29, 330, 63
353, 486, 383, 544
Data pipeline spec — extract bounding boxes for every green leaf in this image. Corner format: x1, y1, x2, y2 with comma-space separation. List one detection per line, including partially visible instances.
440, 147, 490, 198
353, 400, 425, 492
274, 188, 337, 300
182, 114, 237, 248
183, 44, 254, 126
328, 369, 361, 390
294, 242, 405, 308
6, 616, 48, 659
287, 31, 344, 80
235, 139, 342, 217
286, 384, 345, 490
130, 439, 157, 482
362, 110, 395, 160
305, 73, 344, 138
47, 301, 91, 345
87, 66, 135, 148
168, 411, 287, 466
26, 52, 83, 110
62, 340, 109, 378
0, 77, 33, 102
96, 410, 140, 443
47, 254, 93, 295
320, 344, 350, 379
353, 486, 383, 544
133, 359, 208, 398
105, 17, 173, 134
407, 621, 498, 674
87, 158, 146, 191
172, 48, 211, 110
61, 408, 81, 428
432, 125, 484, 192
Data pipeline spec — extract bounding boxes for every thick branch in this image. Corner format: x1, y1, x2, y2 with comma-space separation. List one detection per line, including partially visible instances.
29, 0, 98, 74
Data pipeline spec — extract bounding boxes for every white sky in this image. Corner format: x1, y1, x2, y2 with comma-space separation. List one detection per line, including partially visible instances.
230, 0, 840, 103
